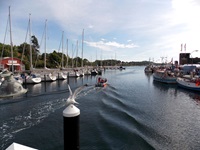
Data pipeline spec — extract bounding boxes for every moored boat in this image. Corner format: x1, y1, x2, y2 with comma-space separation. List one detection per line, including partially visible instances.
118, 66, 126, 70
153, 69, 177, 84
68, 70, 80, 78
57, 71, 67, 80
91, 69, 98, 75
21, 73, 42, 84
41, 72, 57, 82
144, 65, 153, 73
177, 77, 200, 91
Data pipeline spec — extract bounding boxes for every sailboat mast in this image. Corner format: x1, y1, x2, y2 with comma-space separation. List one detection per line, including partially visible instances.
44, 19, 47, 69
76, 40, 78, 68
71, 44, 74, 68
62, 31, 64, 69
101, 50, 102, 67
66, 39, 68, 68
9, 6, 14, 73
1, 16, 9, 68
29, 14, 33, 71
81, 29, 84, 68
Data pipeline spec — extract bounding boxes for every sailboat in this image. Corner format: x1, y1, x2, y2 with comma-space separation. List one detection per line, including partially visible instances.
68, 40, 80, 77
21, 14, 42, 84
79, 30, 85, 77
0, 7, 27, 98
40, 20, 57, 82
81, 29, 91, 75
57, 31, 67, 80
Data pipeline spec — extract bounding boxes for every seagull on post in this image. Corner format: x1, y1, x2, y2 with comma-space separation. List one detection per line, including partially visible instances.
66, 84, 88, 106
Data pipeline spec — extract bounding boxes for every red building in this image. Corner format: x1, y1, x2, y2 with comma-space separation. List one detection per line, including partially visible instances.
0, 57, 25, 72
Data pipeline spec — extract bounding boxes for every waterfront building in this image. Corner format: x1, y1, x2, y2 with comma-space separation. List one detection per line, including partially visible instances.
0, 57, 25, 72
179, 53, 200, 65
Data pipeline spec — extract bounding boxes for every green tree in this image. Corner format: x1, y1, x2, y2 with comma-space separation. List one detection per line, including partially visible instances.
49, 51, 61, 68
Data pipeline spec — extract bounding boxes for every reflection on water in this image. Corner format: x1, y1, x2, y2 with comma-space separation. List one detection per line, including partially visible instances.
27, 83, 42, 95
178, 87, 200, 106
144, 72, 153, 83
192, 94, 200, 105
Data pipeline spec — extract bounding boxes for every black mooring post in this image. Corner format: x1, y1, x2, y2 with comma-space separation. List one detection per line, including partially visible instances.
24, 75, 27, 88
44, 74, 46, 92
67, 72, 69, 84
63, 104, 80, 150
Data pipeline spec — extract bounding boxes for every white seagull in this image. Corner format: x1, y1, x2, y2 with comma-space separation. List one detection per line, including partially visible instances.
66, 84, 88, 106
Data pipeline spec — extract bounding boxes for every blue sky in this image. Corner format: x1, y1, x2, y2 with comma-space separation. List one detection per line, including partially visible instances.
1, 0, 200, 63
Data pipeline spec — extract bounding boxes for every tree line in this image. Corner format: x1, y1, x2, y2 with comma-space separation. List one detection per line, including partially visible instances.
0, 40, 150, 70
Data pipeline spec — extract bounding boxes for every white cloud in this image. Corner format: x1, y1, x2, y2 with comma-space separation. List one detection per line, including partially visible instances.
2, 0, 200, 62
85, 40, 139, 51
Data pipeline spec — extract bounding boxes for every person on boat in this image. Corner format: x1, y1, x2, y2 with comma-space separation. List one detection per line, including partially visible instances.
98, 77, 107, 83
100, 78, 107, 83
98, 77, 101, 83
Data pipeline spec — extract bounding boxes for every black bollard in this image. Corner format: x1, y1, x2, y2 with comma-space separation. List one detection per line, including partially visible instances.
67, 72, 69, 84
44, 74, 46, 92
24, 75, 27, 88
63, 104, 80, 150
44, 74, 46, 82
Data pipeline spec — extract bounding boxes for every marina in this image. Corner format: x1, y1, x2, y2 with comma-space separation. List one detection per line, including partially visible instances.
1, 1, 200, 149
1, 66, 200, 149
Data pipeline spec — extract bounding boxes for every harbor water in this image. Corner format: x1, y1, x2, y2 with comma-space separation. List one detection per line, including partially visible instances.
1, 66, 200, 150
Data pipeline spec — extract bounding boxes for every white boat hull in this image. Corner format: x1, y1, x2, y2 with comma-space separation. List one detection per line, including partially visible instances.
68, 71, 80, 77
24, 76, 42, 84
41, 73, 57, 82
153, 70, 177, 84
57, 72, 67, 80
177, 77, 200, 91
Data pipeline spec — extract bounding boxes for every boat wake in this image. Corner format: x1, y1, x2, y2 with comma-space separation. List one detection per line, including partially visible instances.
72, 84, 109, 100
0, 83, 109, 149
0, 97, 66, 150
94, 84, 155, 149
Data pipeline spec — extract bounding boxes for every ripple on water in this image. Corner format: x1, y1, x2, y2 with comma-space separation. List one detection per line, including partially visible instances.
95, 86, 154, 150
0, 97, 66, 150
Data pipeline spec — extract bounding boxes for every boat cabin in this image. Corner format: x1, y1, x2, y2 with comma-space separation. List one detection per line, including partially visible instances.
180, 64, 200, 75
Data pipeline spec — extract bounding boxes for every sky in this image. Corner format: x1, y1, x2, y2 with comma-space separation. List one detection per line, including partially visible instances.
1, 0, 200, 63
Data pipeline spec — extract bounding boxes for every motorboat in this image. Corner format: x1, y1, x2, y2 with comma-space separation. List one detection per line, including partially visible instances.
144, 65, 153, 73
95, 77, 107, 87
153, 69, 177, 84
118, 66, 126, 70
177, 77, 200, 91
